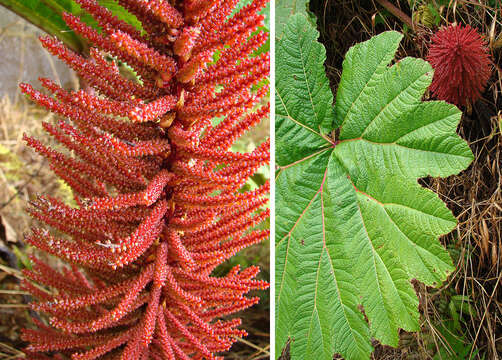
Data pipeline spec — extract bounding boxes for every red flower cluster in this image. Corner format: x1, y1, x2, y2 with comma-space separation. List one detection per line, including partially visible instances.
427, 23, 491, 107
20, 0, 269, 359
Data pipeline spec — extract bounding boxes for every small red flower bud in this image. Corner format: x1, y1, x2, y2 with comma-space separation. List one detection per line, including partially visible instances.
173, 26, 201, 62
427, 24, 492, 107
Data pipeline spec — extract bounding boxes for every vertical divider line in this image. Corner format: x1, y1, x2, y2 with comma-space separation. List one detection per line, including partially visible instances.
269, 1, 276, 358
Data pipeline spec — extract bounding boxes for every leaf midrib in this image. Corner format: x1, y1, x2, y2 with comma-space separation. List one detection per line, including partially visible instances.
354, 187, 453, 278
303, 167, 328, 358
348, 185, 455, 223
276, 233, 292, 331
358, 68, 429, 138
276, 93, 324, 138
335, 138, 472, 161
320, 167, 370, 358
382, 206, 453, 271
297, 27, 323, 135
276, 180, 323, 247
278, 147, 331, 170
355, 197, 396, 338
338, 53, 391, 131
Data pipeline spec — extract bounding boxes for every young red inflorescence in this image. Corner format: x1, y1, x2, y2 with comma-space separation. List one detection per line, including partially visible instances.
20, 0, 270, 359
426, 23, 491, 107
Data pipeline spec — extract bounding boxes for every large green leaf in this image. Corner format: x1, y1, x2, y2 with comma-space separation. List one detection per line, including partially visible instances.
275, 14, 473, 360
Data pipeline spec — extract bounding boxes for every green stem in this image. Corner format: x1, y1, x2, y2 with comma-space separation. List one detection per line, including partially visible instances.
0, 0, 85, 53
375, 0, 415, 30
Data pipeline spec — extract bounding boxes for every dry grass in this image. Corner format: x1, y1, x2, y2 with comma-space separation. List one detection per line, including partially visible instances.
308, 0, 501, 359
0, 93, 71, 359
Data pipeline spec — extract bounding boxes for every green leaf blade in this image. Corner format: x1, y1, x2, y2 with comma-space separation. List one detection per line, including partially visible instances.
275, 152, 330, 240
276, 22, 474, 360
275, 14, 334, 159
275, 14, 337, 354
334, 31, 403, 131
275, 228, 300, 355
323, 155, 375, 360
275, 152, 330, 356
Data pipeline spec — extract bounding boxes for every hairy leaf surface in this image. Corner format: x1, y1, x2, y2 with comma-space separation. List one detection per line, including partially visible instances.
275, 14, 473, 360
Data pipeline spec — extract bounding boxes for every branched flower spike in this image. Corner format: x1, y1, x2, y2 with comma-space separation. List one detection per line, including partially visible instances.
20, 1, 270, 359
427, 23, 491, 107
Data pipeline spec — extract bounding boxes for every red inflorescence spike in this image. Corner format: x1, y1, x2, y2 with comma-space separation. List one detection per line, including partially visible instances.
427, 23, 492, 107
20, 1, 269, 359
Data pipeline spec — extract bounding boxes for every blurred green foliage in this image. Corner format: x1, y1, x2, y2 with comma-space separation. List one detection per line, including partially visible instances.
0, 0, 142, 53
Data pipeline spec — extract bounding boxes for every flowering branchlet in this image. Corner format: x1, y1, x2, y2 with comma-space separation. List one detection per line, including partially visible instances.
427, 24, 491, 107
20, 0, 270, 359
